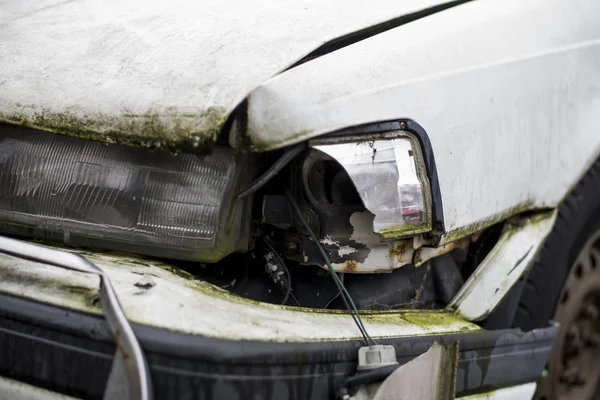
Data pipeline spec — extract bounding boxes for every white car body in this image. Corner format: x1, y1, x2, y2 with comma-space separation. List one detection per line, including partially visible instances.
0, 0, 452, 147
1, 0, 599, 399
2, 0, 599, 243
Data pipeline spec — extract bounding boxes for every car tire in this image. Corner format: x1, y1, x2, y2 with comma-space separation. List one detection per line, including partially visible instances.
512, 157, 600, 400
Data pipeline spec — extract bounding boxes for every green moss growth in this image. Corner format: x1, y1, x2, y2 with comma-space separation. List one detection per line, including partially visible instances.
361, 310, 478, 332
59, 285, 101, 308
0, 265, 102, 312
0, 105, 229, 152
442, 200, 537, 245
378, 222, 432, 241
154, 263, 198, 281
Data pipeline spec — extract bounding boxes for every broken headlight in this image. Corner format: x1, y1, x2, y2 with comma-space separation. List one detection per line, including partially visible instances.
311, 131, 432, 239
0, 125, 250, 262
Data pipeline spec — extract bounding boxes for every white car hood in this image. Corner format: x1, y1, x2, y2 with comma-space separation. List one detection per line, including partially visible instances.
0, 0, 451, 150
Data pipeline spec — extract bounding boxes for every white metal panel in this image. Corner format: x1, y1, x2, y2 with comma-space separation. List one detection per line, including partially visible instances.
246, 0, 600, 240
0, 0, 449, 147
448, 212, 556, 321
0, 247, 478, 342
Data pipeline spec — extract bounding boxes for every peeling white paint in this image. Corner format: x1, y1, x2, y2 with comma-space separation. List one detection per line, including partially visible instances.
321, 236, 358, 258
325, 241, 414, 274
321, 236, 338, 246
448, 212, 556, 321
337, 245, 357, 257
322, 212, 415, 273
0, 245, 479, 342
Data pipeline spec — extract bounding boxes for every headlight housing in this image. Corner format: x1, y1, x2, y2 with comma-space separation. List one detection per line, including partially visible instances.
0, 125, 251, 262
311, 131, 432, 239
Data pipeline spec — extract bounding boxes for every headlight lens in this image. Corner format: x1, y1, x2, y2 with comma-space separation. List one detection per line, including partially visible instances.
0, 125, 250, 261
311, 133, 432, 239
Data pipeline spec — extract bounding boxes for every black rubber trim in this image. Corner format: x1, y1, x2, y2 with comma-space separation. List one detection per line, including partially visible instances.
285, 0, 473, 71
0, 292, 555, 399
322, 120, 445, 234
512, 154, 600, 332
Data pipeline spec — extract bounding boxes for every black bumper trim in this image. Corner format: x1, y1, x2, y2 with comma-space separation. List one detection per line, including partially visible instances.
0, 292, 556, 399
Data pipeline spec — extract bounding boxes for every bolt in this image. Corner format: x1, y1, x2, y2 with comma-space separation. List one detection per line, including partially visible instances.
286, 241, 299, 252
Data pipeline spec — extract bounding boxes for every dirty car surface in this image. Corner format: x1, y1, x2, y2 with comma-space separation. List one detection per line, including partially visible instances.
1, 0, 600, 399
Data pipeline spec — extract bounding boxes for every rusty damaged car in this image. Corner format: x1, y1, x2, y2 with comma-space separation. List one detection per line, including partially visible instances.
1, 0, 600, 399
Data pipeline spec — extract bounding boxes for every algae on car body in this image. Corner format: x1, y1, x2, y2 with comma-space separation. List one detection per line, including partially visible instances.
0, 105, 228, 152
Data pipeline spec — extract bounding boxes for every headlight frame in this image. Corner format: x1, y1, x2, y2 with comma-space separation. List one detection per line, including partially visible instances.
309, 129, 433, 240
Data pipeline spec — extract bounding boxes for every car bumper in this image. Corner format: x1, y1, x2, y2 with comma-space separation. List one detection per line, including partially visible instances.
0, 225, 557, 399
0, 290, 556, 399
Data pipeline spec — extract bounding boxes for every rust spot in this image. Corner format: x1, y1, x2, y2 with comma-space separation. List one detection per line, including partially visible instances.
458, 238, 470, 249
389, 243, 406, 256
343, 260, 358, 271
21, 119, 35, 129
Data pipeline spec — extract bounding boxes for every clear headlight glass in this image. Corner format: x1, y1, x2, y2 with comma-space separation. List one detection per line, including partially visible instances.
0, 125, 250, 261
311, 132, 432, 239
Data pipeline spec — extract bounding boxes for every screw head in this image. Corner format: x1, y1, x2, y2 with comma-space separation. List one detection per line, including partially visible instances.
286, 241, 299, 252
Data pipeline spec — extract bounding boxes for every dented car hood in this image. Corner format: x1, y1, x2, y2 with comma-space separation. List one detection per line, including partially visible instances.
0, 0, 451, 150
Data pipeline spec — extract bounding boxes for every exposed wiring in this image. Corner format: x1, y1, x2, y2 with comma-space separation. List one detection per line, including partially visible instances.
324, 273, 344, 309
264, 236, 301, 307
289, 292, 301, 307
283, 187, 377, 346
237, 144, 305, 199
263, 237, 293, 305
